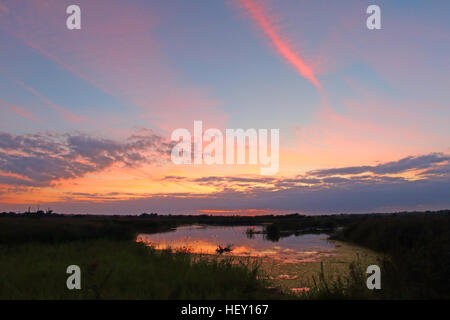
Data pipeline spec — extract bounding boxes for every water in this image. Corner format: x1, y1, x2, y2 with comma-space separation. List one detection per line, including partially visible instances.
137, 225, 335, 263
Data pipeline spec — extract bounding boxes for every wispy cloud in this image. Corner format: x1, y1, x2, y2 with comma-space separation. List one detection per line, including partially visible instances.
0, 98, 40, 123
16, 81, 86, 124
235, 0, 321, 89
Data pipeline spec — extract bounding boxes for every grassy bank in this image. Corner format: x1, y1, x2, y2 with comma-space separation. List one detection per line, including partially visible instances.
0, 240, 286, 299
330, 213, 450, 299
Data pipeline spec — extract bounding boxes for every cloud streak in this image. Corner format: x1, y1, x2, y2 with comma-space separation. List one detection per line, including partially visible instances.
235, 0, 321, 89
0, 98, 40, 123
16, 81, 86, 124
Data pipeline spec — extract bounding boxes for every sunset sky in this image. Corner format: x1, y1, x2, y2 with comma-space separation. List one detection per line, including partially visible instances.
0, 0, 449, 214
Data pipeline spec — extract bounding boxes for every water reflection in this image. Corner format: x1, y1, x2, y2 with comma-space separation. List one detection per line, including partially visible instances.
137, 225, 335, 263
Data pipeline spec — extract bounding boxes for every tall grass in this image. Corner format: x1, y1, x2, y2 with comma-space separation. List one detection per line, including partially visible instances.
331, 214, 450, 299
0, 240, 283, 299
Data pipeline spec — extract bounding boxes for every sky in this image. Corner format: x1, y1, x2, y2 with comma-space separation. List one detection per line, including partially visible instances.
0, 0, 449, 214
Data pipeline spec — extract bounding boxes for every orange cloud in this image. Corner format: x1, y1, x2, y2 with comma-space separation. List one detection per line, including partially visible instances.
236, 0, 321, 89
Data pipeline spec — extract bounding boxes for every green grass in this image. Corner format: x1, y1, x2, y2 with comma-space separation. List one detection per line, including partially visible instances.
0, 240, 284, 299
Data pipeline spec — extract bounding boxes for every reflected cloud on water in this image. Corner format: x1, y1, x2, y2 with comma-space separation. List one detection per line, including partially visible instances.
137, 225, 335, 263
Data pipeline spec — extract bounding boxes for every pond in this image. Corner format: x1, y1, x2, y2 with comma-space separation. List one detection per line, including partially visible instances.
137, 224, 335, 263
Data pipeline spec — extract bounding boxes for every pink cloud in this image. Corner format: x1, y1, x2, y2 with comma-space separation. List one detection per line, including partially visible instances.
234, 0, 321, 89
0, 98, 41, 123
16, 81, 86, 124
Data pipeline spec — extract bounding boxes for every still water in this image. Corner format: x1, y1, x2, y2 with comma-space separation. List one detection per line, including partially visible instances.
137, 225, 335, 263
